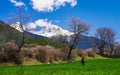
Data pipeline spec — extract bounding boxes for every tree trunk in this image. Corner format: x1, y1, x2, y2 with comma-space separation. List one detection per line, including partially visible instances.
110, 44, 114, 56
67, 45, 74, 61
67, 36, 78, 62
17, 31, 25, 53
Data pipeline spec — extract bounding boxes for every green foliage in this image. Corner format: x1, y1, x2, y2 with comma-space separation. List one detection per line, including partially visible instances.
25, 36, 68, 48
0, 59, 120, 75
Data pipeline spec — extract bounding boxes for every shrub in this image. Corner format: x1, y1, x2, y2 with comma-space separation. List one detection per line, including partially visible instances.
56, 48, 69, 61
0, 41, 23, 64
3, 42, 18, 61
71, 49, 77, 61
54, 48, 77, 61
46, 48, 55, 63
76, 49, 84, 57
21, 49, 33, 58
52, 50, 59, 61
13, 54, 23, 64
0, 51, 6, 62
82, 51, 88, 58
86, 48, 96, 57
36, 46, 51, 63
0, 43, 5, 62
28, 44, 37, 48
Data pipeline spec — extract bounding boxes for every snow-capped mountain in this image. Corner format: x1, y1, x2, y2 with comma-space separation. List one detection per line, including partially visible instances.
10, 21, 98, 49
10, 22, 73, 38
29, 26, 73, 38
11, 22, 26, 32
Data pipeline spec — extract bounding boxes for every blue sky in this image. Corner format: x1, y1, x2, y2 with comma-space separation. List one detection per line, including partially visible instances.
0, 0, 120, 41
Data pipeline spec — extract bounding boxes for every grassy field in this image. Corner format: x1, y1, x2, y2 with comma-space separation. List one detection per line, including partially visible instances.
0, 59, 120, 75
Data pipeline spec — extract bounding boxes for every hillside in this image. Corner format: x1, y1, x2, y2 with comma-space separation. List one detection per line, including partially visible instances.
0, 21, 68, 48
0, 21, 21, 42
0, 20, 99, 49
11, 21, 100, 50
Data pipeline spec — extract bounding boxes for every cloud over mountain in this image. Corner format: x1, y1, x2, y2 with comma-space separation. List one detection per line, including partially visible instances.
11, 19, 73, 37
31, 0, 77, 12
27, 19, 73, 37
27, 19, 59, 30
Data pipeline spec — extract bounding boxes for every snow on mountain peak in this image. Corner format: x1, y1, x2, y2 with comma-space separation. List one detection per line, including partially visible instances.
11, 22, 25, 32
10, 19, 73, 38
27, 19, 73, 37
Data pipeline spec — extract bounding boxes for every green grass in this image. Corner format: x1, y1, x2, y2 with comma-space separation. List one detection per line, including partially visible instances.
0, 59, 120, 75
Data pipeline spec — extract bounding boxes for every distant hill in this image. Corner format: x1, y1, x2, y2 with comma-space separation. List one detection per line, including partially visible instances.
76, 35, 99, 49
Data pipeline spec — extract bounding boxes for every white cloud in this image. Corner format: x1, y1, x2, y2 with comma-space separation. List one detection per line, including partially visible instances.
35, 19, 59, 28
31, 0, 77, 12
55, 0, 77, 7
26, 19, 61, 37
27, 19, 60, 30
31, 0, 54, 12
10, 0, 25, 7
27, 23, 37, 30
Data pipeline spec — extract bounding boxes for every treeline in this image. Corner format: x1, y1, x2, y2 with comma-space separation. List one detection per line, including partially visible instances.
26, 36, 68, 48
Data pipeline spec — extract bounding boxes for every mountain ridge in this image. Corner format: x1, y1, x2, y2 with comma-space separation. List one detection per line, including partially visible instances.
0, 21, 68, 48
10, 22, 98, 49
10, 22, 73, 38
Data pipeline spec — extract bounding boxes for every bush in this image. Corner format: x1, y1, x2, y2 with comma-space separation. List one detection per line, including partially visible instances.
82, 51, 88, 58
21, 49, 33, 58
4, 42, 18, 61
0, 51, 6, 62
35, 46, 54, 63
52, 50, 59, 61
0, 43, 5, 62
13, 54, 23, 64
86, 48, 96, 57
0, 42, 23, 64
71, 49, 77, 61
56, 48, 68, 61
28, 44, 37, 48
76, 49, 84, 57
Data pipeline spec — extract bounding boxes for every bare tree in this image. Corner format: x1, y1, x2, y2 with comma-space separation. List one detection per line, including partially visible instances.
95, 27, 115, 56
67, 17, 90, 61
8, 6, 30, 53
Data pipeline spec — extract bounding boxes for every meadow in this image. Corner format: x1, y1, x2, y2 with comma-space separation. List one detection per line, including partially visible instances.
0, 59, 120, 75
